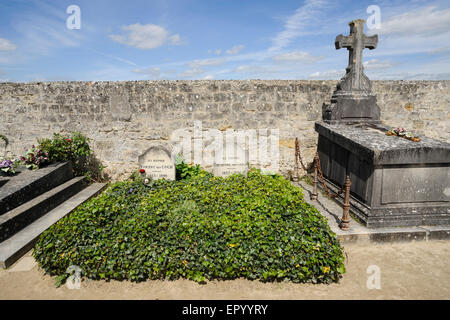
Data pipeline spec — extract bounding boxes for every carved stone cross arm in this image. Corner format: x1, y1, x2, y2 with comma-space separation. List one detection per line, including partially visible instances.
335, 34, 378, 50
335, 34, 353, 50
363, 34, 378, 50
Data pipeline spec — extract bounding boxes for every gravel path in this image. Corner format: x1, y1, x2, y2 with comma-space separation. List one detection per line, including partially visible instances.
1, 240, 449, 300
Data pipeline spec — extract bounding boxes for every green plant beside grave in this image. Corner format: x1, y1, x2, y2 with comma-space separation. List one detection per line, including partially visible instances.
175, 154, 212, 180
34, 169, 346, 285
0, 134, 8, 146
16, 132, 101, 180
38, 132, 91, 175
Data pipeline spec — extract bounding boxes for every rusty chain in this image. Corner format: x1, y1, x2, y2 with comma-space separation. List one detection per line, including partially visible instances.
294, 137, 346, 199
314, 151, 346, 199
295, 138, 352, 230
294, 138, 308, 177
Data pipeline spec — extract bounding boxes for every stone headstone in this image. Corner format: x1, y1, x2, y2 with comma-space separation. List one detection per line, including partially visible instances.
138, 145, 175, 180
213, 140, 248, 177
323, 19, 381, 123
213, 163, 248, 177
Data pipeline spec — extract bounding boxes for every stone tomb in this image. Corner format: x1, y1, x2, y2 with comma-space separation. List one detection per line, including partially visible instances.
138, 145, 175, 180
315, 19, 450, 228
316, 122, 450, 228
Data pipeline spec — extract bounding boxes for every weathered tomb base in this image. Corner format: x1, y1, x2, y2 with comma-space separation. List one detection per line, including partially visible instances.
315, 121, 450, 228
322, 93, 381, 123
297, 180, 450, 243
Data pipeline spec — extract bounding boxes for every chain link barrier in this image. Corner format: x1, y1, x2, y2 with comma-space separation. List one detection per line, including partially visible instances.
294, 137, 352, 230
292, 138, 307, 182
314, 151, 346, 199
293, 137, 345, 199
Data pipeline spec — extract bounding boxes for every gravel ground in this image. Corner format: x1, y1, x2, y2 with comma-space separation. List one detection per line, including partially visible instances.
1, 240, 449, 300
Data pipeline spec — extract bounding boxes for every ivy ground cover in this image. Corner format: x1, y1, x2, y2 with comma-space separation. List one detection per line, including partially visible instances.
34, 170, 345, 284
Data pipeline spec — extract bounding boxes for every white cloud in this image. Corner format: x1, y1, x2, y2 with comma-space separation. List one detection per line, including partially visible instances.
88, 48, 137, 66
269, 0, 329, 52
82, 65, 140, 82
188, 58, 225, 68
179, 68, 205, 77
374, 6, 450, 37
208, 49, 222, 55
233, 64, 285, 74
0, 39, 17, 51
363, 59, 396, 70
273, 51, 323, 63
365, 6, 450, 56
226, 44, 244, 55
428, 47, 450, 55
308, 69, 344, 79
132, 67, 161, 77
110, 23, 181, 50
14, 14, 82, 55
168, 34, 181, 45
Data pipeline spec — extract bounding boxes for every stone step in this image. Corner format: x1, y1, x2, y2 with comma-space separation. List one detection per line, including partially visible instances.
0, 176, 87, 243
0, 182, 107, 269
0, 162, 73, 215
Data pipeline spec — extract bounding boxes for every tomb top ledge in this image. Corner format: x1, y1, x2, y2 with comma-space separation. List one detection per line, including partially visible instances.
315, 121, 450, 165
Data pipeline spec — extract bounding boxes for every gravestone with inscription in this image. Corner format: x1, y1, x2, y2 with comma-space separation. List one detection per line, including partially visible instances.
138, 145, 175, 181
213, 141, 248, 177
314, 19, 450, 228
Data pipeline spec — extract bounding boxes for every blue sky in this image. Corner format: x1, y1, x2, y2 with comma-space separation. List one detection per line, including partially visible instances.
0, 0, 449, 82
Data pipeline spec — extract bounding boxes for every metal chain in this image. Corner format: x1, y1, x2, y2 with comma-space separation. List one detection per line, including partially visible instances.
315, 151, 346, 199
295, 138, 346, 199
295, 138, 308, 171
294, 138, 352, 230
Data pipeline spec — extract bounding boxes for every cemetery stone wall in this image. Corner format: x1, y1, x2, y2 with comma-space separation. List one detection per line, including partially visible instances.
0, 80, 448, 180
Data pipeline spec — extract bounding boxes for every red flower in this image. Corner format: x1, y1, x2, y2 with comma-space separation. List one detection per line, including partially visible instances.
139, 169, 145, 173
66, 139, 72, 143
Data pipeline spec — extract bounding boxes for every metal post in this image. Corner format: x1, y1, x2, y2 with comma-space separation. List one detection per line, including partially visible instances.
293, 138, 299, 182
293, 157, 299, 183
310, 153, 319, 201
340, 175, 352, 230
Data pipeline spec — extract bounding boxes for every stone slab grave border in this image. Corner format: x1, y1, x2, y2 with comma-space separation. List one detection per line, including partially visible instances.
0, 162, 73, 215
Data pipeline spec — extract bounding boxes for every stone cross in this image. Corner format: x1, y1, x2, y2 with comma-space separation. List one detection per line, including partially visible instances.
335, 19, 378, 92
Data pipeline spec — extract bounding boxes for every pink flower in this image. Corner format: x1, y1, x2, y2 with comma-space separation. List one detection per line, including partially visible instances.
144, 178, 149, 184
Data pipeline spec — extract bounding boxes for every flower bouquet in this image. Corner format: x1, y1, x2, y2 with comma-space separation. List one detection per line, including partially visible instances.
20, 145, 50, 170
386, 127, 421, 142
0, 158, 16, 175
